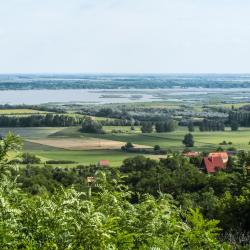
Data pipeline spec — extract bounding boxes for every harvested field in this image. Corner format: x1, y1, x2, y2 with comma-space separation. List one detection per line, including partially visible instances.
27, 138, 151, 150
0, 109, 48, 115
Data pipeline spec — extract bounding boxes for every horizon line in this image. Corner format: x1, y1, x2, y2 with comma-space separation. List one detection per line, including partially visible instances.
1, 72, 250, 75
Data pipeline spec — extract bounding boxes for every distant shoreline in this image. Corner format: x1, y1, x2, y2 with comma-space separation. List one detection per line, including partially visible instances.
1, 73, 250, 90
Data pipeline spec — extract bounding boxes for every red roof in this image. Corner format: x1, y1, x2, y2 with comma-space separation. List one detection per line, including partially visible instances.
208, 152, 228, 164
98, 160, 110, 166
183, 152, 199, 157
203, 156, 225, 173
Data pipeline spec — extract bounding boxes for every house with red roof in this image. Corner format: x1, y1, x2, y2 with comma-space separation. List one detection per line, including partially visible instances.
208, 152, 228, 164
98, 160, 110, 167
202, 156, 225, 173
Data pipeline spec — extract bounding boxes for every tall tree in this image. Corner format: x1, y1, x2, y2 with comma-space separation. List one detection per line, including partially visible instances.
183, 133, 194, 147
188, 121, 195, 132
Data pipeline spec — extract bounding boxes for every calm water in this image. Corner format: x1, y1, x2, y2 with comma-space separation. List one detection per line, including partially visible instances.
0, 88, 250, 105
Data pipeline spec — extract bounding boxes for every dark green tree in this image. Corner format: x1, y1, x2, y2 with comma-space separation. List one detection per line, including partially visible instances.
183, 133, 194, 147
81, 117, 103, 133
154, 145, 161, 151
141, 122, 153, 133
188, 121, 195, 132
230, 121, 239, 131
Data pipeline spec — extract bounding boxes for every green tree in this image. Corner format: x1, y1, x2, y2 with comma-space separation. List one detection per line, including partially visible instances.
183, 133, 194, 147
155, 119, 177, 133
81, 117, 103, 133
188, 121, 195, 132
21, 152, 41, 164
154, 145, 161, 151
141, 122, 153, 133
121, 142, 134, 151
230, 121, 239, 131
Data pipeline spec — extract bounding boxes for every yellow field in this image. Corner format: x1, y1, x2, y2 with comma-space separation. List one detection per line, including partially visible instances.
27, 138, 151, 150
0, 109, 48, 115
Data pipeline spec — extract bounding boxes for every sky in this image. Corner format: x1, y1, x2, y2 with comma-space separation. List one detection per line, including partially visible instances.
0, 0, 250, 74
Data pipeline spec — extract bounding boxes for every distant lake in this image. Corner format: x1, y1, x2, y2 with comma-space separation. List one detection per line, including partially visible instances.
0, 88, 250, 105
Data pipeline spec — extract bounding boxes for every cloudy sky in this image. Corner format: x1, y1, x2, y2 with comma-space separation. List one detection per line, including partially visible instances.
0, 0, 250, 73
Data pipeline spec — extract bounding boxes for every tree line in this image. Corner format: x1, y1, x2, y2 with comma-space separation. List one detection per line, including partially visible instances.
0, 114, 83, 127
229, 110, 250, 127
141, 120, 178, 133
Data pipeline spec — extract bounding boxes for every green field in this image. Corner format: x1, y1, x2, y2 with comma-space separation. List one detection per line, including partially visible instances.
27, 148, 139, 167
0, 127, 64, 139
0, 127, 156, 167
2, 126, 250, 167
54, 126, 250, 152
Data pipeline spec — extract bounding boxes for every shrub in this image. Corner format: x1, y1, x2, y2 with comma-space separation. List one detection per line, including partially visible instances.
21, 153, 41, 164
45, 160, 77, 164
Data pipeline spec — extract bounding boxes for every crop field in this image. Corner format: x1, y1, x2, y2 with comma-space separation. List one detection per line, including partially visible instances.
29, 149, 128, 167
0, 127, 64, 139
103, 126, 141, 133
2, 125, 250, 167
29, 149, 163, 167
0, 127, 155, 167
46, 126, 250, 152
28, 149, 149, 167
5, 126, 250, 153
80, 127, 250, 152
0, 109, 49, 115
27, 137, 151, 150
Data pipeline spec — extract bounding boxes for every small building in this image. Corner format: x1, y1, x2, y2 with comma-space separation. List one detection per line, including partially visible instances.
202, 156, 225, 173
183, 151, 199, 157
86, 176, 96, 184
208, 152, 228, 164
98, 160, 110, 167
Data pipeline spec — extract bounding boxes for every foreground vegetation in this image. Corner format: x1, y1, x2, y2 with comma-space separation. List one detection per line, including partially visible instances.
0, 134, 233, 249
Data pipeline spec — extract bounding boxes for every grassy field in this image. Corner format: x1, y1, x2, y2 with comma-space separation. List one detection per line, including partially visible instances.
46, 126, 250, 151
27, 149, 141, 167
2, 126, 250, 167
0, 127, 64, 139
77, 127, 250, 152
1, 127, 155, 167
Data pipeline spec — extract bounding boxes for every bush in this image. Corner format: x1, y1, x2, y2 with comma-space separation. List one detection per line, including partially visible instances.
154, 145, 161, 151
121, 142, 134, 151
216, 146, 224, 152
21, 153, 41, 164
45, 160, 77, 164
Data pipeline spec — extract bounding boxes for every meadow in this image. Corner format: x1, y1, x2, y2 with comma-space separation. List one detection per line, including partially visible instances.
1, 124, 249, 167
49, 126, 250, 151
